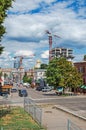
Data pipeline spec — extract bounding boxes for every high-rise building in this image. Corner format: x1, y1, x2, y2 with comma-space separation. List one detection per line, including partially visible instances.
51, 47, 74, 60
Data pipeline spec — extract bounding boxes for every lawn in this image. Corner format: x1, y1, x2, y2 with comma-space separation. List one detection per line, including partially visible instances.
0, 106, 45, 130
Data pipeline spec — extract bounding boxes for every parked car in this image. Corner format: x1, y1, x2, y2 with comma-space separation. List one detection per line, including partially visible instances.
11, 88, 18, 93
42, 86, 52, 92
18, 89, 28, 97
23, 83, 30, 88
55, 86, 63, 95
0, 91, 9, 96
36, 86, 45, 91
46, 85, 54, 90
4, 81, 10, 85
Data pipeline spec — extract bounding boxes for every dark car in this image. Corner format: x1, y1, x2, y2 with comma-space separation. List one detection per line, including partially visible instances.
11, 88, 18, 93
18, 89, 28, 97
36, 86, 45, 91
0, 91, 9, 97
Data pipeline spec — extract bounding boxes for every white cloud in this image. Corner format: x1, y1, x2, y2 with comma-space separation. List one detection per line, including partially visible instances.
9, 0, 39, 12
0, 0, 86, 68
0, 51, 10, 58
15, 50, 35, 57
41, 50, 49, 58
10, 0, 57, 12
4, 1, 86, 45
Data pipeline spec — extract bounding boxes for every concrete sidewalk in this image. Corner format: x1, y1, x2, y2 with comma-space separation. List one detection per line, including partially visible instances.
42, 105, 86, 130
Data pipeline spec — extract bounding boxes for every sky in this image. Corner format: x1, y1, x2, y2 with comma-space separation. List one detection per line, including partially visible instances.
0, 0, 86, 69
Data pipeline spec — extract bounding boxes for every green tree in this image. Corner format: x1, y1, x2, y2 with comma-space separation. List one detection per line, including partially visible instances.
27, 78, 32, 84
23, 72, 32, 84
0, 44, 4, 54
46, 57, 83, 90
40, 63, 48, 69
23, 73, 28, 83
0, 0, 14, 54
0, 72, 2, 78
4, 73, 8, 79
83, 55, 86, 61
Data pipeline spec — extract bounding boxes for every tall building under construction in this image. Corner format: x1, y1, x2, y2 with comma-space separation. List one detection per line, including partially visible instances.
51, 47, 74, 61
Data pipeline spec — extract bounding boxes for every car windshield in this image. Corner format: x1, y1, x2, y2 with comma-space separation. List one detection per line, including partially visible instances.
57, 87, 63, 91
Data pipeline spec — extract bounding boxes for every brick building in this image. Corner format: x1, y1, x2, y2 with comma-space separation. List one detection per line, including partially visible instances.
74, 61, 86, 85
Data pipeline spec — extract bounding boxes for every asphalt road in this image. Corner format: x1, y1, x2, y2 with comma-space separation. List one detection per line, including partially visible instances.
27, 88, 86, 118
29, 88, 86, 109
0, 87, 86, 118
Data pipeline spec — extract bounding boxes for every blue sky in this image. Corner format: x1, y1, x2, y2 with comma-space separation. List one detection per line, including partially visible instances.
0, 0, 86, 69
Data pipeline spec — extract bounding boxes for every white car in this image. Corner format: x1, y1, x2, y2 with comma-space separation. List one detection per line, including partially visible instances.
42, 86, 52, 92
23, 83, 30, 88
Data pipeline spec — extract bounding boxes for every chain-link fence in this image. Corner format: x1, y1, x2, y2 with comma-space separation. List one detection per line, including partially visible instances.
0, 99, 44, 130
24, 97, 42, 125
67, 120, 83, 130
0, 98, 84, 130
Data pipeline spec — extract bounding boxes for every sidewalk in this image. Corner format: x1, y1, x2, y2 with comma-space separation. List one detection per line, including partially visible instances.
42, 105, 86, 130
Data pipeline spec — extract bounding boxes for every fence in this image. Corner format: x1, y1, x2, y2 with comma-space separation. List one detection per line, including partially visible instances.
67, 120, 83, 130
24, 97, 42, 125
0, 98, 84, 130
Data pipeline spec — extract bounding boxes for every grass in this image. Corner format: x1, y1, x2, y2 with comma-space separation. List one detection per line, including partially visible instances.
0, 106, 45, 130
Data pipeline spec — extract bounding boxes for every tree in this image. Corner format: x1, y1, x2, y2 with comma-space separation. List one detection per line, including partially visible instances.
46, 57, 83, 90
83, 55, 86, 61
0, 44, 4, 54
23, 72, 32, 84
23, 73, 28, 83
40, 63, 48, 69
0, 0, 14, 54
0, 72, 2, 78
4, 73, 8, 79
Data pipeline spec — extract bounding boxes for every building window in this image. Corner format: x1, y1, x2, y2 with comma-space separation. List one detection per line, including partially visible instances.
79, 67, 83, 73
83, 66, 85, 73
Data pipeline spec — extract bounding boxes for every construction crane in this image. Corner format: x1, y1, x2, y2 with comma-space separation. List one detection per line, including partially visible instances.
14, 54, 35, 69
14, 56, 23, 69
45, 30, 61, 61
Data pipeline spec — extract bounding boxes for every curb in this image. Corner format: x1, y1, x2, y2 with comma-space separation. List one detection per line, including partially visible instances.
53, 105, 86, 121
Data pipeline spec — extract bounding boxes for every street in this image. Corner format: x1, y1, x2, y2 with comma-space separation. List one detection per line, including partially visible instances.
1, 87, 86, 118
0, 87, 86, 130
26, 88, 86, 118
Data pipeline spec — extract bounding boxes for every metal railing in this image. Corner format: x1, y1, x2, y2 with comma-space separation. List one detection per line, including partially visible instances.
67, 120, 82, 130
24, 97, 42, 125
0, 98, 84, 130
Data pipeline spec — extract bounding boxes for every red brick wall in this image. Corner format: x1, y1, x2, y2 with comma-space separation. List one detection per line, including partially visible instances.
74, 62, 86, 85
